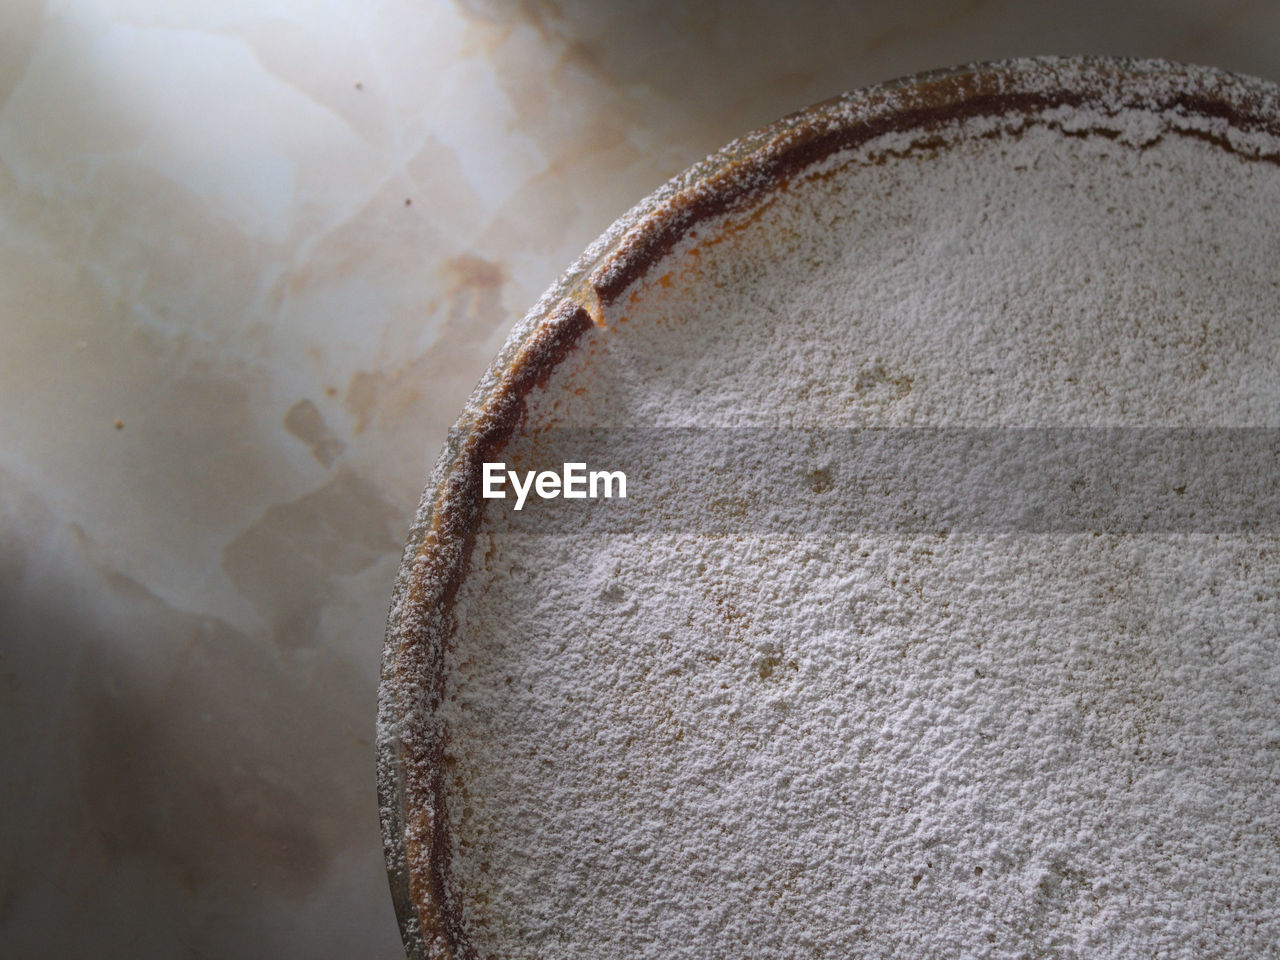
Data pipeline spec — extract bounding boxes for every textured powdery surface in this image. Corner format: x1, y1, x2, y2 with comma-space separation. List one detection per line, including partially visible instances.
449, 533, 1279, 958
438, 113, 1280, 958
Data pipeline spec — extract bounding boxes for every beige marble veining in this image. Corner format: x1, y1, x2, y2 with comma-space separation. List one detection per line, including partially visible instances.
1, 1, 1278, 957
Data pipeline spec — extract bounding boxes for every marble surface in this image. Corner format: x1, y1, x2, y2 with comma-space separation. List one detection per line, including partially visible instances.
2, 1, 1278, 957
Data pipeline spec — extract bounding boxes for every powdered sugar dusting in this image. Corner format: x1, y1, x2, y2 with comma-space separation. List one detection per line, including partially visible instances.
446, 532, 1279, 957
381, 60, 1280, 959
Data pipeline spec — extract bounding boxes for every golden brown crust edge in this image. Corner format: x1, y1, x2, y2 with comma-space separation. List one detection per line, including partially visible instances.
379, 299, 594, 960
377, 57, 1280, 960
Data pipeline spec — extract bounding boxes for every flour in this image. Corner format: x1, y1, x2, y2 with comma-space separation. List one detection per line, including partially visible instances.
383, 60, 1280, 959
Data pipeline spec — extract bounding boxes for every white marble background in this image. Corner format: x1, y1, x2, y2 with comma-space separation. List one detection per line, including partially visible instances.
1, 1, 1277, 957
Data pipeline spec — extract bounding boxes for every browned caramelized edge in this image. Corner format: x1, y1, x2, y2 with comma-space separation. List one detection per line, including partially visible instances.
383, 299, 593, 960
590, 69, 1280, 309
380, 59, 1280, 960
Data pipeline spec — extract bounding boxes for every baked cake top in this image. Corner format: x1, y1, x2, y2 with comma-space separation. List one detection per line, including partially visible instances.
380, 58, 1280, 960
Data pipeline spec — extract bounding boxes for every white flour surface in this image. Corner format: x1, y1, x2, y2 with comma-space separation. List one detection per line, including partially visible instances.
411, 75, 1280, 960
